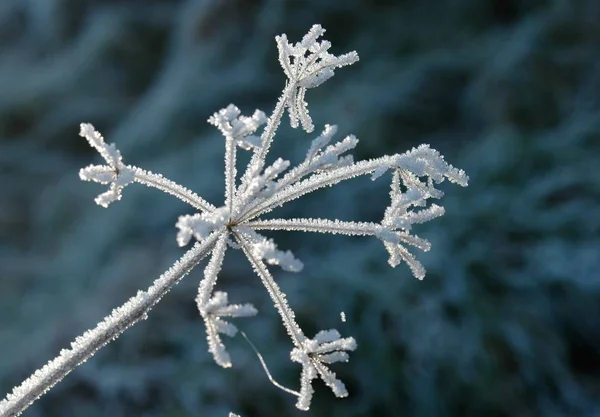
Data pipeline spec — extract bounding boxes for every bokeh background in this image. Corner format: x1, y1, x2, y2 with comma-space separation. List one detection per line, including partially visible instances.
1, 0, 599, 416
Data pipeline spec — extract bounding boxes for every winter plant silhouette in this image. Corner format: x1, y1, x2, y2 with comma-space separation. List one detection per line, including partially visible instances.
0, 24, 468, 416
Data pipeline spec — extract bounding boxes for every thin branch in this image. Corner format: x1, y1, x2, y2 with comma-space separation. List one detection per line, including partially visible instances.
132, 166, 216, 212
196, 232, 229, 308
246, 218, 382, 237
239, 331, 300, 397
235, 231, 305, 348
238, 83, 295, 195
224, 135, 237, 213
254, 82, 295, 164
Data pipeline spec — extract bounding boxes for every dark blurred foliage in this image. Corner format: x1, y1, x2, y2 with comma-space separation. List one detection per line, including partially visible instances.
1, 0, 599, 416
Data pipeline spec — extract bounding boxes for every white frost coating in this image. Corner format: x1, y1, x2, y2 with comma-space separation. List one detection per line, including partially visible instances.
235, 157, 290, 212
276, 24, 359, 133
78, 123, 134, 207
305, 124, 338, 161
3, 24, 468, 416
195, 234, 257, 368
290, 329, 357, 410
176, 207, 230, 247
238, 233, 306, 346
196, 233, 229, 309
235, 227, 303, 273
208, 104, 267, 151
200, 291, 258, 368
79, 124, 214, 212
132, 167, 215, 212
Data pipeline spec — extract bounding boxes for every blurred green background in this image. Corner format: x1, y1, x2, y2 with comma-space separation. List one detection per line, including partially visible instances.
1, 0, 599, 416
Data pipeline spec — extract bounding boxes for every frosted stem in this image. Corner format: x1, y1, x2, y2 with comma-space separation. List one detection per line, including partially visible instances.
236, 232, 305, 348
247, 218, 382, 237
132, 167, 216, 212
238, 83, 295, 193
0, 232, 220, 417
224, 136, 237, 213
255, 82, 295, 163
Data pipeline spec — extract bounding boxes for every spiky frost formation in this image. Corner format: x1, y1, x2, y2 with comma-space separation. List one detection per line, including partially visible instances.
0, 24, 467, 416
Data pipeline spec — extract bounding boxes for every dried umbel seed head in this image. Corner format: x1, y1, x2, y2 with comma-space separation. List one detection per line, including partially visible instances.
1, 24, 467, 417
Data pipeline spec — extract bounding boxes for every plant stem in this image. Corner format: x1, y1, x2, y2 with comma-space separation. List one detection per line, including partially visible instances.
0, 233, 219, 417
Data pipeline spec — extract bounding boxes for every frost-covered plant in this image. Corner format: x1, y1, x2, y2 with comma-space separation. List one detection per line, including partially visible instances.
0, 25, 468, 416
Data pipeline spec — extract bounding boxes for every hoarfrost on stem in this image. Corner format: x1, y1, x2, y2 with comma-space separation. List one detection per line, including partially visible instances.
0, 24, 468, 417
